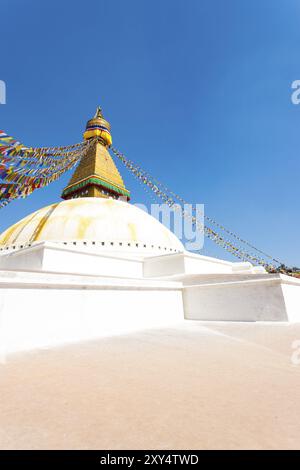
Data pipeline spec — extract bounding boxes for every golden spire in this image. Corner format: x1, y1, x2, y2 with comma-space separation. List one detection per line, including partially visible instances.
61, 107, 130, 201
83, 106, 112, 146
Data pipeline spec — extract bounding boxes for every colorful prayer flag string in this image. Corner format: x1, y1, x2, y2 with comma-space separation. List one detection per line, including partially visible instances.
110, 145, 285, 271
0, 131, 95, 208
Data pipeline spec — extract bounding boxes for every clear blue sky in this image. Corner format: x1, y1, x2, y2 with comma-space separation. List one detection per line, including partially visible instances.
1, 0, 299, 266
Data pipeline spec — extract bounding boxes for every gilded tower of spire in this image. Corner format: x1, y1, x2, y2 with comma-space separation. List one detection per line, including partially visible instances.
61, 108, 130, 200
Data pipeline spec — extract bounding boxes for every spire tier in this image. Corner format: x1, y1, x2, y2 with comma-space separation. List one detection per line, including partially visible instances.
61, 108, 130, 201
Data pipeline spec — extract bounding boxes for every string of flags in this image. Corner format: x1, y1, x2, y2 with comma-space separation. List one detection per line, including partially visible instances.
0, 131, 94, 208
110, 146, 282, 271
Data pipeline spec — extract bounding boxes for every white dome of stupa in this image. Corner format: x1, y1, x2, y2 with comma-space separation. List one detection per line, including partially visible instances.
0, 197, 184, 255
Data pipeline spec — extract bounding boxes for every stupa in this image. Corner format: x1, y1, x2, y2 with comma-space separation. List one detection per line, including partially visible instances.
0, 108, 299, 355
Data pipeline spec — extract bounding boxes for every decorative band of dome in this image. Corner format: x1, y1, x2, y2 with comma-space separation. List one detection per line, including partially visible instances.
83, 126, 112, 146
61, 176, 130, 199
86, 124, 110, 132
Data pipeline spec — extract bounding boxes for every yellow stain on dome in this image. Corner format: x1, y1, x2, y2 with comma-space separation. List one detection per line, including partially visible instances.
76, 216, 92, 239
128, 223, 137, 242
0, 221, 22, 246
104, 198, 115, 207
30, 203, 59, 242
69, 198, 89, 207
11, 210, 40, 245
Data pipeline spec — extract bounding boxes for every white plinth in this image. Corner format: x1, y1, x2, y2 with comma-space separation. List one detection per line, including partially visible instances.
0, 242, 299, 355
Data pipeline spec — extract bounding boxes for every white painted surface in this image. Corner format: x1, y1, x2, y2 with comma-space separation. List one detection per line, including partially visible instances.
282, 283, 300, 323
143, 251, 238, 278
0, 243, 144, 278
0, 272, 183, 354
183, 274, 300, 322
183, 278, 287, 321
0, 242, 299, 355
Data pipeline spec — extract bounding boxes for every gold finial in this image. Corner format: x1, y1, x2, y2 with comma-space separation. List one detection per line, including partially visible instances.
83, 106, 112, 146
94, 106, 103, 119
